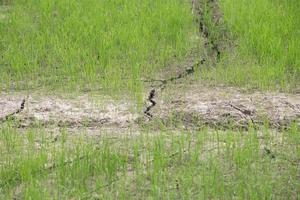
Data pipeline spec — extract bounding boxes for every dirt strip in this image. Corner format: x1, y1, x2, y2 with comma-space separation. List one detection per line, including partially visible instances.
0, 93, 139, 131
1, 86, 299, 132
149, 84, 300, 130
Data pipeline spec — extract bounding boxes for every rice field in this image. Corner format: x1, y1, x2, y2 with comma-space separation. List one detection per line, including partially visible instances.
0, 0, 299, 199
0, 123, 299, 199
202, 0, 300, 91
0, 0, 198, 94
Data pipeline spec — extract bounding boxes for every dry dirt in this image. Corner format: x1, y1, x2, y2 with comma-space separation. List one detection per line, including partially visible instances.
1, 84, 299, 133
0, 93, 139, 133
149, 83, 300, 130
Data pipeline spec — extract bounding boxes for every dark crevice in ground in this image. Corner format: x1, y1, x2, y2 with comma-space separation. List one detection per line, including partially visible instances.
144, 58, 206, 119
154, 59, 205, 90
194, 0, 226, 63
0, 99, 25, 122
144, 89, 156, 118
143, 0, 224, 119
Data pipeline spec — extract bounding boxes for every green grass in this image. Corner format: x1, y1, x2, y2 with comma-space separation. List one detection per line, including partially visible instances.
0, 123, 299, 199
1, 1, 299, 199
201, 0, 300, 91
1, 0, 299, 93
0, 0, 198, 94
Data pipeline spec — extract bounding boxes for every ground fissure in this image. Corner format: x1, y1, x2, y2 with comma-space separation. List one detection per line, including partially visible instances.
143, 58, 206, 119
143, 0, 226, 121
0, 98, 25, 122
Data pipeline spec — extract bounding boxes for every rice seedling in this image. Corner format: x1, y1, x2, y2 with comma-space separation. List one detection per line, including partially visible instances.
201, 0, 300, 91
0, 0, 198, 95
0, 123, 299, 199
0, 1, 299, 199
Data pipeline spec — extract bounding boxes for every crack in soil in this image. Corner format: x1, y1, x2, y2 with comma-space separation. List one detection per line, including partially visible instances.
195, 0, 223, 62
144, 89, 156, 118
1, 87, 299, 132
150, 84, 300, 130
0, 99, 25, 122
144, 58, 206, 119
143, 0, 222, 119
0, 94, 138, 131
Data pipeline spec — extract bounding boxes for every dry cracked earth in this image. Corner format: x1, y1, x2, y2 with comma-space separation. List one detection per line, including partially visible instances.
149, 83, 300, 130
1, 82, 299, 134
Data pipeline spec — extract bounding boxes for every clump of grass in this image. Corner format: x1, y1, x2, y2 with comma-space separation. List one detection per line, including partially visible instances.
201, 0, 300, 91
0, 123, 299, 199
0, 0, 198, 95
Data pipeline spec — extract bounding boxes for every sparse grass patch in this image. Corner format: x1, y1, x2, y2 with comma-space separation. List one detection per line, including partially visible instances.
0, 124, 299, 199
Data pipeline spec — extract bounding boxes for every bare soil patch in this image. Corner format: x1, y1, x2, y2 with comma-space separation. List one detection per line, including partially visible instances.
0, 93, 138, 132
147, 83, 300, 130
1, 85, 299, 133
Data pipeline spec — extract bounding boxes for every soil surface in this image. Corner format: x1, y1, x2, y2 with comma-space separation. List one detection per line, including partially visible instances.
0, 93, 138, 132
1, 85, 299, 133
148, 83, 300, 130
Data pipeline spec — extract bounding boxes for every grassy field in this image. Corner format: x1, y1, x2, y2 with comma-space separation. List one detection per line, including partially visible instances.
0, 0, 198, 94
202, 0, 300, 91
0, 123, 299, 199
1, 0, 299, 93
0, 0, 299, 199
